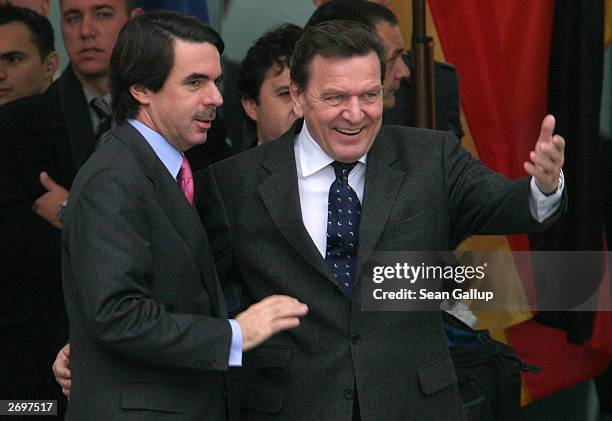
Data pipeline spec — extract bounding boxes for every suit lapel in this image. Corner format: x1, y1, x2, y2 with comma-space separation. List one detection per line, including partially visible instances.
257, 125, 335, 283
56, 65, 97, 170
114, 124, 223, 316
355, 134, 406, 283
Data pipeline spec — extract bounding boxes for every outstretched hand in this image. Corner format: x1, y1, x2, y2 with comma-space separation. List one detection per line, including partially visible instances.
523, 115, 565, 194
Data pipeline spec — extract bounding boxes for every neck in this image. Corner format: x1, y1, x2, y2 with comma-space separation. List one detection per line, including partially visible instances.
72, 65, 110, 97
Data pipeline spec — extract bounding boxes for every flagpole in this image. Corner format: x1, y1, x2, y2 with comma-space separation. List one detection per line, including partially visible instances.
412, 0, 435, 129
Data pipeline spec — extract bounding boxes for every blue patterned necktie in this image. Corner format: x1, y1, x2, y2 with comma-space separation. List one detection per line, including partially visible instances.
326, 161, 361, 298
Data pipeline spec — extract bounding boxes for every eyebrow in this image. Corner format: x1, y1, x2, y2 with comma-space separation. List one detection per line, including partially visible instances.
62, 4, 115, 17
0, 51, 27, 59
388, 48, 404, 61
320, 85, 382, 96
61, 8, 79, 18
183, 73, 223, 83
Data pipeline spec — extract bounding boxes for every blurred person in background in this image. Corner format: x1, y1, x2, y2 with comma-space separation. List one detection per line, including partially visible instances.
0, 5, 57, 105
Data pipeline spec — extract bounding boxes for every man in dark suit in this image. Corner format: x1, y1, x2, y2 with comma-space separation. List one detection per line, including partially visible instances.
0, 1, 142, 412
0, 0, 233, 410
198, 21, 565, 420
384, 55, 464, 139
61, 12, 307, 420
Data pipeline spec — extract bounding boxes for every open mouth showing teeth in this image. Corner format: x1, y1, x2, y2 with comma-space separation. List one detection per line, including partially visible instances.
335, 128, 362, 136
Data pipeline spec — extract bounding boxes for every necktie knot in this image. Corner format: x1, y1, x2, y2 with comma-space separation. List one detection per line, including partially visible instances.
177, 156, 194, 205
90, 97, 113, 147
90, 97, 111, 120
331, 161, 358, 181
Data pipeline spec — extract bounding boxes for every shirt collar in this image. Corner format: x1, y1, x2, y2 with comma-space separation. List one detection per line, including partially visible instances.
82, 87, 111, 107
296, 120, 367, 177
128, 118, 183, 179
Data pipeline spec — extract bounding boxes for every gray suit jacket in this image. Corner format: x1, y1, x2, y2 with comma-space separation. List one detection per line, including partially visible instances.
198, 121, 562, 420
62, 123, 232, 420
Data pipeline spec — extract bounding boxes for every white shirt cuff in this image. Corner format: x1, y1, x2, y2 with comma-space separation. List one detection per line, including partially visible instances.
529, 170, 564, 222
228, 319, 243, 367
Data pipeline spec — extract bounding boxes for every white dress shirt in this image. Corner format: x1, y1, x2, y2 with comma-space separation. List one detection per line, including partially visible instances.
294, 122, 564, 258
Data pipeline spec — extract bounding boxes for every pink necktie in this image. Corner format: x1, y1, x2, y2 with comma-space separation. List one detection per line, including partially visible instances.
177, 156, 194, 205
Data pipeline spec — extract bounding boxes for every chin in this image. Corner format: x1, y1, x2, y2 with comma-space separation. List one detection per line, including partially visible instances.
333, 149, 365, 163
194, 133, 208, 144
76, 64, 107, 77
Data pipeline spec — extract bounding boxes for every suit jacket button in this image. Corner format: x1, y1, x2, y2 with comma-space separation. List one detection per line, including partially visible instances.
351, 333, 361, 344
344, 389, 354, 400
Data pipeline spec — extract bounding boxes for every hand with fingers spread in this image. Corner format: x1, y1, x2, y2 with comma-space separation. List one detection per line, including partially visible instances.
32, 171, 69, 229
524, 114, 565, 195
236, 295, 309, 351
52, 344, 71, 398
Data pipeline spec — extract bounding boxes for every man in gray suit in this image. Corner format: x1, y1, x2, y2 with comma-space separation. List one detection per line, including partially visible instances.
61, 12, 307, 420
198, 21, 565, 420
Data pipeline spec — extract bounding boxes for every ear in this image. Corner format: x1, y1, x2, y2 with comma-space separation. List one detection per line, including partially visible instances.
130, 7, 145, 18
42, 52, 59, 80
241, 97, 259, 123
312, 0, 327, 6
129, 84, 152, 106
289, 81, 304, 118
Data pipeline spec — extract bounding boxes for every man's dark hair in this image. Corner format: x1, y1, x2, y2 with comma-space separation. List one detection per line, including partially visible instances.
110, 11, 224, 121
290, 20, 386, 91
305, 0, 398, 31
238, 23, 302, 104
0, 5, 55, 60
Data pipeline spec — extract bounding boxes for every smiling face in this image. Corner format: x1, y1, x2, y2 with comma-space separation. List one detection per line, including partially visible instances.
60, 0, 131, 81
242, 64, 297, 143
291, 52, 383, 163
133, 39, 223, 152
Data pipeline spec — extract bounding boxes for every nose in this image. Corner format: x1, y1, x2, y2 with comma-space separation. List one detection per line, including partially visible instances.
203, 83, 223, 107
342, 96, 364, 123
0, 63, 7, 80
80, 12, 96, 39
394, 56, 410, 80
